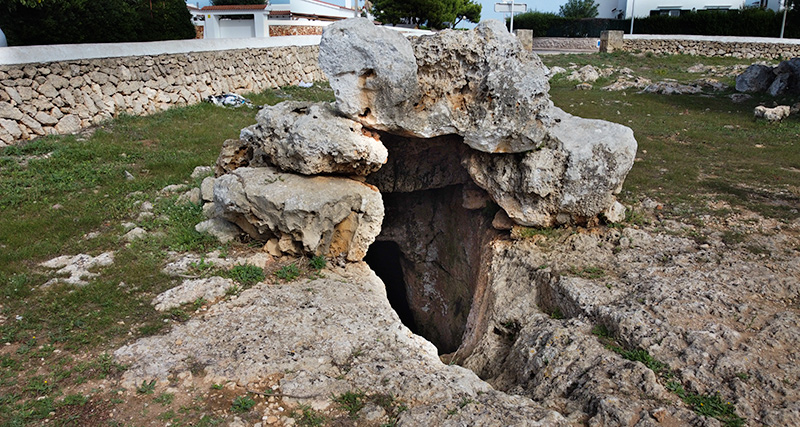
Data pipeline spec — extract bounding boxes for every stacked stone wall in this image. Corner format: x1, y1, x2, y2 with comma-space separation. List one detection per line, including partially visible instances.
532, 37, 599, 51
622, 37, 800, 59
0, 45, 322, 146
269, 25, 324, 37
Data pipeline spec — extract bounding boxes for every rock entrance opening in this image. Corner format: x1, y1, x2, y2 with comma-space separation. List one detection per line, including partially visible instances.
363, 133, 500, 354
363, 241, 418, 335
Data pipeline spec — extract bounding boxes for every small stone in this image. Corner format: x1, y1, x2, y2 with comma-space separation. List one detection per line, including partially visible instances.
55, 114, 81, 134
264, 239, 281, 257
34, 111, 58, 126
201, 176, 215, 202
195, 218, 240, 244
492, 209, 515, 230
124, 227, 147, 241
191, 165, 214, 180
177, 188, 201, 205
650, 407, 667, 423
754, 105, 791, 122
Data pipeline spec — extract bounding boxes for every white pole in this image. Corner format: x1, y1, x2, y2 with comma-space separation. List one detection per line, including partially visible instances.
780, 0, 788, 38
511, 0, 516, 32
629, 0, 636, 34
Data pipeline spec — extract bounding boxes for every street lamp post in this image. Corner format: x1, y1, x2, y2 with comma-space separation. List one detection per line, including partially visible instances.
629, 0, 636, 34
780, 0, 788, 38
510, 0, 516, 32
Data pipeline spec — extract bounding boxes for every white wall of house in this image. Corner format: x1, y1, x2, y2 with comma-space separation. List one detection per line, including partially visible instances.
219, 17, 256, 38
204, 10, 270, 39
202, 0, 358, 39
288, 0, 358, 19
597, 0, 785, 19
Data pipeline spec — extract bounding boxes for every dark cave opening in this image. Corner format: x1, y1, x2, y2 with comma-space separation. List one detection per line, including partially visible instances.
364, 241, 419, 336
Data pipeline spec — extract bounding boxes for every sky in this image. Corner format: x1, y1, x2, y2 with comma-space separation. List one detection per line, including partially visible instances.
187, 0, 562, 23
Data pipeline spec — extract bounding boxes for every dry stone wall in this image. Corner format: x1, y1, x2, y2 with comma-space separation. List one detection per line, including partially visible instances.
0, 45, 322, 146
533, 37, 599, 51
622, 35, 800, 59
269, 25, 324, 37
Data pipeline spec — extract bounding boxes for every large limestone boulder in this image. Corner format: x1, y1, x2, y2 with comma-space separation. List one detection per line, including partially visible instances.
239, 101, 388, 176
321, 18, 554, 154
319, 18, 636, 227
319, 18, 419, 126
735, 64, 776, 93
212, 166, 383, 261
465, 108, 636, 226
736, 58, 800, 96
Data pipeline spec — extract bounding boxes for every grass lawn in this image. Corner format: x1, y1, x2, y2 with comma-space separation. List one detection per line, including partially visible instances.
542, 52, 799, 224
0, 52, 798, 425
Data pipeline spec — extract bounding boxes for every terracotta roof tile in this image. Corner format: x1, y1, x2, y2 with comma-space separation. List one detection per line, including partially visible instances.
201, 5, 268, 11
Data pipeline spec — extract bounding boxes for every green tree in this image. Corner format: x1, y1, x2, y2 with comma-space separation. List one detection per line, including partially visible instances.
211, 0, 266, 5
371, 0, 481, 29
558, 0, 599, 18
0, 0, 194, 46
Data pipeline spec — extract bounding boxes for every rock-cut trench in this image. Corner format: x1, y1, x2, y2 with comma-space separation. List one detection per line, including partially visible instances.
363, 131, 500, 354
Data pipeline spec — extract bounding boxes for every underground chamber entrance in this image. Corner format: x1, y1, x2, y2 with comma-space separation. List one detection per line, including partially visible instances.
364, 185, 498, 355
363, 241, 418, 335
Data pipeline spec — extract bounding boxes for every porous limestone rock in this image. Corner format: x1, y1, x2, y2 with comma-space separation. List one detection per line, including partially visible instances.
458, 224, 800, 425
320, 18, 554, 154
754, 105, 791, 122
239, 101, 387, 176
152, 276, 236, 312
40, 252, 115, 287
114, 263, 568, 425
212, 166, 383, 261
566, 64, 600, 82
318, 18, 418, 128
195, 218, 240, 243
319, 18, 636, 228
465, 108, 636, 226
215, 138, 252, 176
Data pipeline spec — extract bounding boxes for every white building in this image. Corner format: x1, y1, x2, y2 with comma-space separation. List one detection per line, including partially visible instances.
595, 0, 785, 19
202, 0, 360, 39
186, 2, 206, 27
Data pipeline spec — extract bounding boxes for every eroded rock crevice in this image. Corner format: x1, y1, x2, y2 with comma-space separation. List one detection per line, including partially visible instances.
364, 133, 499, 354
368, 185, 498, 354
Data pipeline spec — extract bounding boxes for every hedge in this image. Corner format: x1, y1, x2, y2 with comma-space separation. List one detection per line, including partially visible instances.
0, 0, 196, 46
511, 9, 800, 39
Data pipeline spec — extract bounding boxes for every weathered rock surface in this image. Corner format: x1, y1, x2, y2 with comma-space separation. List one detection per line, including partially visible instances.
319, 18, 636, 228
152, 276, 236, 312
239, 101, 387, 176
465, 108, 636, 227
754, 105, 791, 122
736, 58, 800, 95
115, 263, 568, 425
458, 220, 800, 426
212, 166, 383, 261
735, 64, 775, 92
40, 252, 115, 287
566, 64, 600, 82
194, 217, 240, 243
321, 18, 554, 154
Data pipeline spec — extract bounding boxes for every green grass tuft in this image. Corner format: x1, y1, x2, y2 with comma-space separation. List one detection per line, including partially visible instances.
333, 389, 366, 419
227, 264, 266, 287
